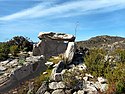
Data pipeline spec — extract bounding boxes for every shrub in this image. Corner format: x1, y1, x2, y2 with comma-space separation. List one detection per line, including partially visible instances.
10, 45, 19, 56
0, 43, 9, 61
63, 68, 86, 89
18, 56, 26, 65
84, 48, 107, 77
7, 36, 33, 52
84, 48, 125, 93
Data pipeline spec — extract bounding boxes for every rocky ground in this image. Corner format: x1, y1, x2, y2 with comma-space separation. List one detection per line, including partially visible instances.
36, 48, 108, 94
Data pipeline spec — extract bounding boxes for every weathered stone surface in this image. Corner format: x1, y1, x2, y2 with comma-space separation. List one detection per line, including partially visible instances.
100, 84, 108, 92
94, 82, 101, 90
0, 60, 10, 65
8, 59, 18, 65
86, 84, 98, 94
98, 77, 107, 83
33, 33, 68, 58
49, 81, 65, 90
64, 42, 76, 63
51, 68, 63, 81
49, 82, 58, 90
38, 32, 75, 41
36, 82, 47, 94
77, 64, 87, 71
83, 77, 88, 81
43, 72, 48, 75
44, 91, 50, 94
50, 61, 65, 81
57, 82, 65, 89
45, 62, 54, 66
52, 89, 65, 94
65, 89, 72, 94
26, 55, 44, 62
0, 66, 6, 71
77, 90, 85, 94
85, 73, 93, 78
73, 91, 77, 94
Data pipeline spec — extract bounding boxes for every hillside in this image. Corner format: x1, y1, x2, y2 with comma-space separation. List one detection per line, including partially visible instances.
0, 34, 125, 94
77, 35, 125, 49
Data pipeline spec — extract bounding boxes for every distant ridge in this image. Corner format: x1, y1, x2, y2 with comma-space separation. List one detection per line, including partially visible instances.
77, 35, 125, 49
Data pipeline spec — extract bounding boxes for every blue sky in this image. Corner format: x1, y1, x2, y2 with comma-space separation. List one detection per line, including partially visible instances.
0, 0, 125, 42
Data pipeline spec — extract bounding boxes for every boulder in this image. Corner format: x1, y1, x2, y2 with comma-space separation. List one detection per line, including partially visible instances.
57, 82, 65, 89
52, 89, 65, 94
0, 60, 10, 65
77, 90, 85, 94
49, 82, 65, 90
49, 82, 58, 90
0, 66, 7, 71
44, 91, 50, 94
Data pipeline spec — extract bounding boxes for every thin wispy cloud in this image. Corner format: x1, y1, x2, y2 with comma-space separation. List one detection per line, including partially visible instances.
0, 0, 125, 21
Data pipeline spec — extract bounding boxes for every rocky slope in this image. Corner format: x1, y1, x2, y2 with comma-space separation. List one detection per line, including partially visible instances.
1, 34, 125, 94
77, 35, 125, 49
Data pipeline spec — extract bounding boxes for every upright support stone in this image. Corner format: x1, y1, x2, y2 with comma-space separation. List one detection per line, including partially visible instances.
64, 42, 76, 63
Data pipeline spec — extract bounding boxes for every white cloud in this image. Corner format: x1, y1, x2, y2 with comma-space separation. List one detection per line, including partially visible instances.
0, 0, 125, 21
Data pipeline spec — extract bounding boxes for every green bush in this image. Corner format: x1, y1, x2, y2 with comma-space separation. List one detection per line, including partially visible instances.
116, 81, 125, 94
7, 36, 33, 52
18, 56, 26, 65
63, 68, 86, 89
84, 48, 107, 77
0, 43, 10, 61
10, 45, 19, 56
84, 48, 125, 93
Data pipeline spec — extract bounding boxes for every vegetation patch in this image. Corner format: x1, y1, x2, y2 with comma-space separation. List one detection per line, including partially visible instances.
84, 48, 125, 93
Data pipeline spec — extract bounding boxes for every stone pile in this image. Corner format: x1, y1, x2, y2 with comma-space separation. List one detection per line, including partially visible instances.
36, 47, 108, 94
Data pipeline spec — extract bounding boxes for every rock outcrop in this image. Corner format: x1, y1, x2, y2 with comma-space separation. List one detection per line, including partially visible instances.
0, 55, 47, 93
